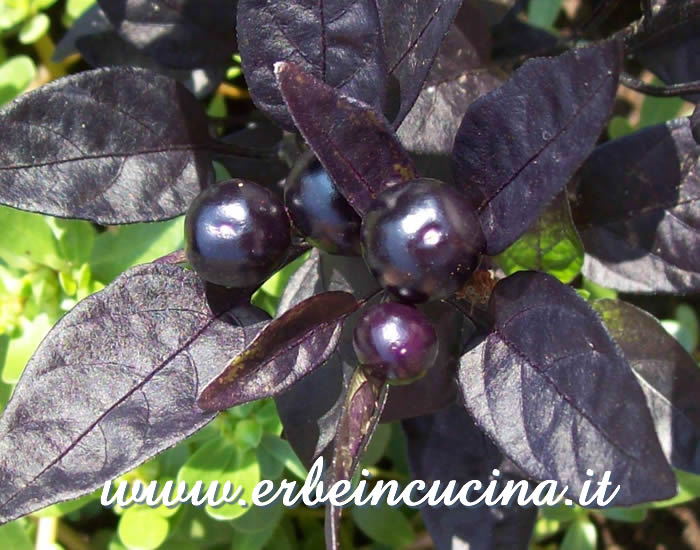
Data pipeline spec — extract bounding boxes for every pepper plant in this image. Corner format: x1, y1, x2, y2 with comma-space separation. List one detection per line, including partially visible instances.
0, 1, 698, 549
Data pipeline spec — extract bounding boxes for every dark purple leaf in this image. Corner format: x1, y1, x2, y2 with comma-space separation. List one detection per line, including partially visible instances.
376, 0, 464, 128
97, 0, 237, 71
453, 41, 622, 255
75, 31, 225, 97
574, 117, 700, 294
0, 263, 268, 525
238, 0, 386, 131
197, 291, 359, 412
397, 23, 503, 183
0, 67, 213, 224
692, 104, 699, 143
275, 251, 380, 467
276, 61, 416, 215
593, 299, 700, 475
629, 0, 700, 103
458, 271, 677, 506
380, 300, 475, 422
217, 119, 287, 193
403, 405, 537, 550
491, 18, 559, 62
52, 4, 112, 61
325, 368, 388, 550
453, 0, 493, 64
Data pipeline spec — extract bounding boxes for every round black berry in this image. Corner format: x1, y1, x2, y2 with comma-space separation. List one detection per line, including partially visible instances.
185, 179, 290, 288
284, 151, 362, 255
361, 178, 485, 303
353, 302, 438, 384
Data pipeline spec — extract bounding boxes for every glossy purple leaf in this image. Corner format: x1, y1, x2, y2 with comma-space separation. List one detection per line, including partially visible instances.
574, 117, 700, 294
397, 23, 503, 183
238, 0, 386, 131
0, 263, 268, 525
275, 251, 380, 467
629, 0, 700, 102
276, 61, 416, 216
325, 368, 388, 550
593, 299, 700, 475
197, 291, 359, 412
0, 67, 213, 224
403, 405, 537, 550
453, 40, 622, 255
97, 0, 237, 71
458, 271, 677, 506
377, 0, 464, 128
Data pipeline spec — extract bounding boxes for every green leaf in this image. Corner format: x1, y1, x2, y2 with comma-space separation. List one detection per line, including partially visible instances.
231, 499, 284, 533
205, 449, 261, 521
608, 116, 634, 139
527, 0, 562, 29
0, 205, 64, 271
601, 506, 647, 523
18, 12, 49, 44
532, 517, 562, 542
0, 520, 33, 550
582, 277, 617, 300
360, 424, 392, 467
64, 0, 95, 23
1, 313, 53, 383
46, 218, 96, 267
497, 193, 584, 283
0, 56, 36, 106
259, 434, 308, 481
118, 506, 170, 550
639, 81, 685, 129
560, 519, 597, 550
89, 218, 184, 283
177, 438, 261, 521
233, 419, 263, 450
229, 529, 276, 550
33, 491, 99, 518
352, 502, 414, 548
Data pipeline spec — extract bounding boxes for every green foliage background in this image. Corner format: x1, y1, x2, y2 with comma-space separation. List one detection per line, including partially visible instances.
0, 2, 697, 549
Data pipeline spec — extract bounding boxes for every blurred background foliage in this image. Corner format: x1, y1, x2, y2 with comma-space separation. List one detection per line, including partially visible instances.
0, 1, 697, 549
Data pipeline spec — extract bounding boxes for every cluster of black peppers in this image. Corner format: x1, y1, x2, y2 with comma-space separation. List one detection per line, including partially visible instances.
0, 1, 698, 549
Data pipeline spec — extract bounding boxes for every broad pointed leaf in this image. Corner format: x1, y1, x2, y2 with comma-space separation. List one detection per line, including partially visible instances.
97, 0, 237, 71
403, 405, 537, 550
275, 251, 379, 467
238, 0, 386, 131
197, 291, 359, 412
397, 23, 503, 183
574, 117, 700, 293
458, 271, 677, 505
276, 61, 416, 216
453, 40, 622, 255
628, 0, 700, 103
325, 368, 388, 550
593, 299, 700, 475
497, 192, 584, 283
0, 263, 268, 525
75, 32, 225, 97
377, 0, 464, 128
0, 67, 213, 224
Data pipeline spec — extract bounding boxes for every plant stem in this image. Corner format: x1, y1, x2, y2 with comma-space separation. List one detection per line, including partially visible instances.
35, 516, 57, 550
620, 73, 700, 97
